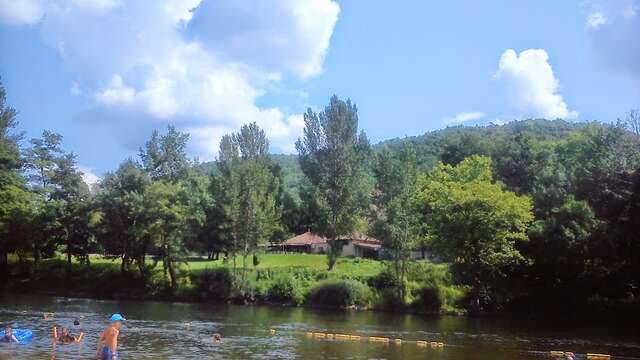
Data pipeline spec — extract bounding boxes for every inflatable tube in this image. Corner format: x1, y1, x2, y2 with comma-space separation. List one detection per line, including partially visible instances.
1, 329, 33, 343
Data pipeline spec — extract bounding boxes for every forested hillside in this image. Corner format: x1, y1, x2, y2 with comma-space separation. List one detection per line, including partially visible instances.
2, 85, 639, 316
199, 119, 591, 197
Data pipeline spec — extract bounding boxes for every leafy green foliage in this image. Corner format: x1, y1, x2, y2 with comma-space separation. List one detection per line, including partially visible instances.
296, 96, 372, 270
306, 279, 373, 308
216, 123, 282, 289
414, 156, 534, 309
371, 142, 418, 300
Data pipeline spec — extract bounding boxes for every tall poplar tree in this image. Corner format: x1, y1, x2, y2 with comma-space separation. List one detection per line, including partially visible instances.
296, 96, 371, 270
372, 142, 418, 300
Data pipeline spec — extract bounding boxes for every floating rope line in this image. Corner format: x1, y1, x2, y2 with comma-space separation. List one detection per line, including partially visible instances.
267, 328, 627, 359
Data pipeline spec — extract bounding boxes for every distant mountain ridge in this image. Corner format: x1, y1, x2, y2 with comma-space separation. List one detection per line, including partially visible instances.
199, 119, 593, 196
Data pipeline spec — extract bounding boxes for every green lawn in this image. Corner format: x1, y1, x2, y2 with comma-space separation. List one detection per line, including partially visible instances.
48, 253, 386, 279
184, 254, 385, 279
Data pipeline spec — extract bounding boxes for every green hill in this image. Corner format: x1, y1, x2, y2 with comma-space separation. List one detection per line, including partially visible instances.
198, 119, 593, 196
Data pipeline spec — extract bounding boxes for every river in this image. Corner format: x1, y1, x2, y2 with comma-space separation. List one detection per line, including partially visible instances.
0, 294, 639, 359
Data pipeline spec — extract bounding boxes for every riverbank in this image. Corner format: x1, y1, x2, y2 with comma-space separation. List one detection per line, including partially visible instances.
1, 254, 466, 316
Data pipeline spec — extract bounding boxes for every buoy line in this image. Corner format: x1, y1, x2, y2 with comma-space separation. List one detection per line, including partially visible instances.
265, 328, 637, 360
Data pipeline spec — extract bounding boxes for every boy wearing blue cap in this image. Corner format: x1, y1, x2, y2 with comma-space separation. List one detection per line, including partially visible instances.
95, 314, 125, 360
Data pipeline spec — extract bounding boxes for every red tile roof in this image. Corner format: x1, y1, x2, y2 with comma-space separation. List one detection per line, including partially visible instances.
354, 242, 382, 250
284, 231, 382, 246
284, 231, 327, 246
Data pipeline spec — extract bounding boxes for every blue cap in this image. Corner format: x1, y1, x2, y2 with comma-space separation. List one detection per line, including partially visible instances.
110, 314, 126, 322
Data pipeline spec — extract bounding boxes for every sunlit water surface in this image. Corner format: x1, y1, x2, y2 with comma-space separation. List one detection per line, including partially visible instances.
1, 294, 639, 359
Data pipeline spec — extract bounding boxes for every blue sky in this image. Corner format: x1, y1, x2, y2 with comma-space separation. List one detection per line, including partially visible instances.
1, 0, 639, 183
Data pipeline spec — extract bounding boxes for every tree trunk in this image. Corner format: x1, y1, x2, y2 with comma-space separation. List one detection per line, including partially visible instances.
66, 248, 72, 275
0, 251, 7, 271
33, 241, 41, 265
167, 257, 177, 294
327, 238, 341, 271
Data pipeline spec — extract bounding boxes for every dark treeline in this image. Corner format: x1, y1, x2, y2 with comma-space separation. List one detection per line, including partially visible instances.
1, 81, 639, 315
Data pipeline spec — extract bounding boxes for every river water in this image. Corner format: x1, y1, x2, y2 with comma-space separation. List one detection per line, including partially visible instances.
0, 294, 639, 359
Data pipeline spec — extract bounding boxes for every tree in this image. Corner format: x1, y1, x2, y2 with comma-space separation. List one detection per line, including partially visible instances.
440, 132, 492, 166
142, 180, 205, 292
216, 133, 242, 278
0, 81, 32, 269
296, 96, 372, 270
526, 197, 603, 301
281, 191, 304, 235
620, 109, 640, 137
413, 156, 533, 310
217, 123, 281, 288
51, 152, 92, 272
139, 125, 190, 182
372, 142, 418, 300
0, 80, 23, 188
24, 130, 66, 263
96, 159, 150, 277
0, 185, 33, 268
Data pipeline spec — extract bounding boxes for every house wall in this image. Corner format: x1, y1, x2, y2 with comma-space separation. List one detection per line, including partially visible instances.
311, 243, 329, 254
340, 240, 356, 257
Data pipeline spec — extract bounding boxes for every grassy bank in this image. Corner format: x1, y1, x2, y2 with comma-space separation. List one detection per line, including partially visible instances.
2, 254, 467, 315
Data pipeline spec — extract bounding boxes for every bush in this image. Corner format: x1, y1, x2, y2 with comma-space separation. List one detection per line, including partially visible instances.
367, 267, 399, 289
412, 285, 442, 314
191, 268, 232, 302
306, 280, 373, 308
267, 274, 304, 305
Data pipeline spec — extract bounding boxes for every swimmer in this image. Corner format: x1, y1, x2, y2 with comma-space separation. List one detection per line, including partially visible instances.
213, 333, 222, 343
96, 314, 125, 360
3, 327, 18, 342
53, 326, 84, 345
44, 312, 55, 320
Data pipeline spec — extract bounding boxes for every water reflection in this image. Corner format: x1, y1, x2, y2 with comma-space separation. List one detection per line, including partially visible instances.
0, 294, 639, 360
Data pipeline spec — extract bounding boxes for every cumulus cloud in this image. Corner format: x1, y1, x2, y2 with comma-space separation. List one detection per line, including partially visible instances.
1, 0, 340, 159
78, 166, 101, 187
586, 0, 640, 80
443, 111, 484, 126
587, 12, 607, 28
494, 49, 578, 120
0, 0, 45, 25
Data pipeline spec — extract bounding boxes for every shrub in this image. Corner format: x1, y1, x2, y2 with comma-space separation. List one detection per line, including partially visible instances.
306, 280, 373, 308
191, 268, 232, 302
412, 285, 443, 314
267, 274, 305, 305
367, 267, 399, 289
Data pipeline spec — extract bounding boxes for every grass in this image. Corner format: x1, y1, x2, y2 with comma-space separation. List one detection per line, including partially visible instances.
183, 254, 385, 279
71, 253, 385, 279
5, 253, 464, 314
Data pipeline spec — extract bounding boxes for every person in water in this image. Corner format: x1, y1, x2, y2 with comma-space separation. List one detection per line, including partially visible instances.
3, 327, 18, 342
53, 326, 84, 344
213, 333, 222, 343
96, 313, 125, 360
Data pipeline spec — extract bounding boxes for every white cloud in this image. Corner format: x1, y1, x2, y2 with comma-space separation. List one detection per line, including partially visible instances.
587, 12, 607, 28
0, 0, 45, 25
494, 49, 578, 120
3, 0, 340, 158
79, 166, 101, 187
187, 0, 340, 79
95, 75, 136, 106
70, 82, 82, 96
443, 111, 484, 126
